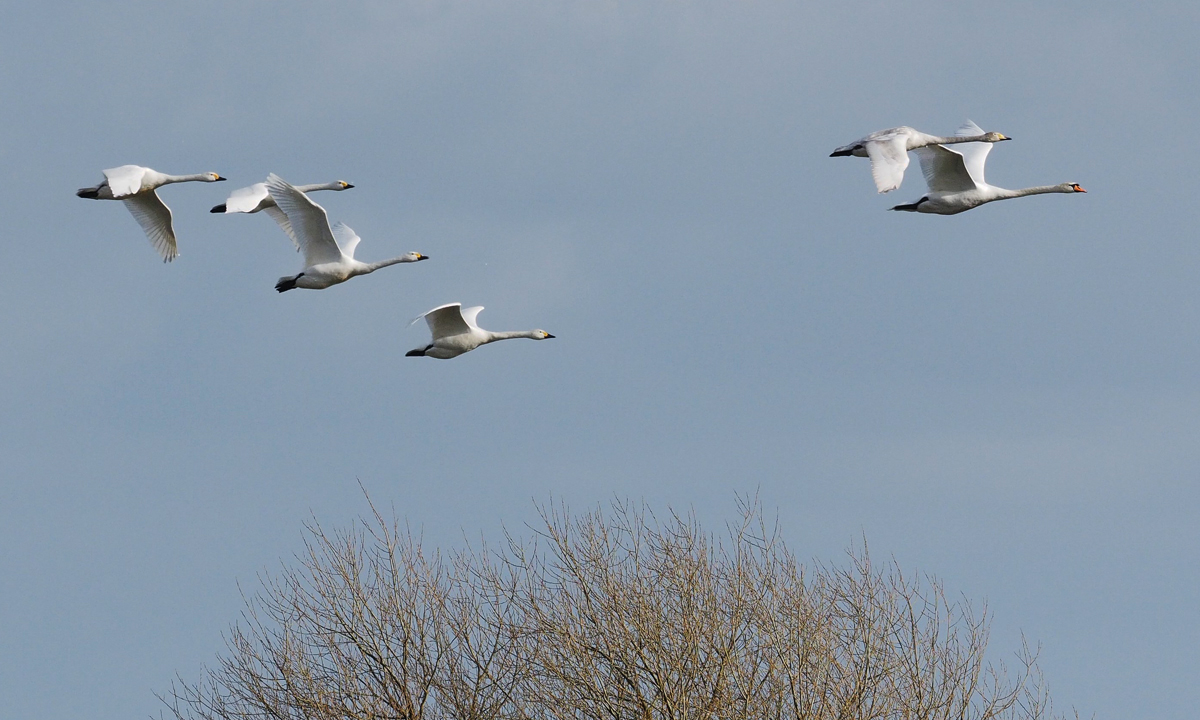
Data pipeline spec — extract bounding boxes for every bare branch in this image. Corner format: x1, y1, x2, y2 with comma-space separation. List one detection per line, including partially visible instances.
164, 496, 1066, 720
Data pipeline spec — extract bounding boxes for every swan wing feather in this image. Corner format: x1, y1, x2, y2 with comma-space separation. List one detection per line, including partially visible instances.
262, 205, 300, 250
864, 136, 909, 193
104, 165, 149, 198
224, 183, 270, 214
460, 306, 485, 330
952, 121, 992, 186
266, 173, 343, 266
958, 119, 985, 136
421, 303, 473, 339
122, 191, 178, 262
331, 222, 362, 260
914, 145, 977, 193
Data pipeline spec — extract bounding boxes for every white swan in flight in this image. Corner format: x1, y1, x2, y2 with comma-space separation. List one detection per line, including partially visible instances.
831, 121, 1010, 193
890, 122, 1085, 215
211, 179, 354, 249
406, 303, 554, 359
76, 165, 226, 262
266, 173, 427, 292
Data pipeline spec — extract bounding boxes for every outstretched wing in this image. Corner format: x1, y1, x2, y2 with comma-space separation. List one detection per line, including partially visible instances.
914, 145, 977, 193
262, 205, 300, 250
459, 306, 485, 330
104, 165, 149, 198
331, 222, 362, 260
223, 183, 270, 214
122, 191, 178, 262
958, 119, 985, 136
953, 121, 993, 186
266, 173, 343, 266
864, 135, 910, 193
420, 303, 472, 340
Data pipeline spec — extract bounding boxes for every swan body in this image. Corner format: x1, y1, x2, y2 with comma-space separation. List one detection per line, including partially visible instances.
211, 179, 354, 249
889, 122, 1085, 215
266, 173, 426, 292
831, 121, 1010, 193
406, 303, 554, 359
76, 165, 226, 262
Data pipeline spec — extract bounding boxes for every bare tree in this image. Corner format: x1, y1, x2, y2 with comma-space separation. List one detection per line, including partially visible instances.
165, 497, 1065, 720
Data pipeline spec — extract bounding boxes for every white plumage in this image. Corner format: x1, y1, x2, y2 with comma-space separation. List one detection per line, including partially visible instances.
266, 174, 427, 292
211, 179, 354, 249
76, 165, 227, 262
830, 121, 1010, 193
890, 122, 1086, 215
406, 303, 554, 359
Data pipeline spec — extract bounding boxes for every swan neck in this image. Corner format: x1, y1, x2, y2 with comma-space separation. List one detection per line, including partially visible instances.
484, 330, 540, 343
295, 182, 340, 192
162, 173, 211, 184
364, 255, 412, 272
1002, 185, 1070, 199
928, 134, 992, 145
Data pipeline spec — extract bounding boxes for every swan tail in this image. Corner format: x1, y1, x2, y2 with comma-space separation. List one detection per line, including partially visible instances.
210, 203, 227, 213
405, 346, 430, 357
275, 275, 300, 293
76, 186, 100, 199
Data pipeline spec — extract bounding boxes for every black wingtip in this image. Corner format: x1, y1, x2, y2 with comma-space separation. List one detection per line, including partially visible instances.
76, 188, 98, 199
405, 349, 426, 357
210, 204, 226, 213
829, 149, 852, 157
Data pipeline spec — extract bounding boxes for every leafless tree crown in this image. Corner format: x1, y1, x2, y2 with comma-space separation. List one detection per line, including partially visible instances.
165, 498, 1062, 720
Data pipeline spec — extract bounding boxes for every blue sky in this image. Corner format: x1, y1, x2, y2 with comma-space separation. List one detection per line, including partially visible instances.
2, 2, 1198, 718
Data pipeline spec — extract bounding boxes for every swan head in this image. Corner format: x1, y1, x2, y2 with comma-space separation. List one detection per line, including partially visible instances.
204, 172, 227, 182
1064, 183, 1087, 193
534, 330, 555, 340
982, 132, 1011, 142
336, 181, 354, 190
404, 252, 429, 262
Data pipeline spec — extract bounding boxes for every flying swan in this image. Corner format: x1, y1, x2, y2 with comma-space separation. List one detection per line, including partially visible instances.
76, 165, 226, 261
266, 174, 427, 292
890, 121, 1086, 215
211, 179, 354, 249
831, 122, 1010, 193
406, 303, 554, 359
